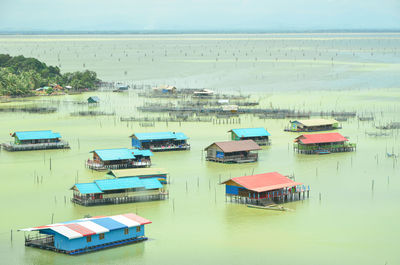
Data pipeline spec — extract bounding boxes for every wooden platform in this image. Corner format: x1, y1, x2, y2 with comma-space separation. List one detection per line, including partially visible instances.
1, 141, 70, 151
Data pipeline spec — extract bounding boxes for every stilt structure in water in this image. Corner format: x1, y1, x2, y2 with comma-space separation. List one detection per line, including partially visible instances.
284, 119, 341, 132
130, 131, 190, 151
228, 127, 271, 146
293, 132, 356, 154
19, 213, 151, 255
85, 148, 153, 171
204, 140, 261, 163
222, 172, 310, 205
1, 130, 69, 151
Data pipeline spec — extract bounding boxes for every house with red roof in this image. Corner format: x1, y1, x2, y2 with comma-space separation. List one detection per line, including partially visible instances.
294, 132, 356, 154
204, 140, 261, 163
222, 172, 309, 205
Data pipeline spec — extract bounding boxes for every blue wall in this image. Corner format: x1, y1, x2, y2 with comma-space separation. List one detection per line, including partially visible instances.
131, 138, 142, 148
43, 225, 145, 252
226, 185, 239, 195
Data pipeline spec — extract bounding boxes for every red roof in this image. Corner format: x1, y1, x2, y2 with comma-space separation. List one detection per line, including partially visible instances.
295, 132, 348, 144
225, 172, 302, 192
205, 140, 261, 153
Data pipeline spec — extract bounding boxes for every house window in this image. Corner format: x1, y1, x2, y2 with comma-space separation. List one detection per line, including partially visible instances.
99, 233, 105, 240
136, 226, 141, 233
124, 228, 129, 235
86, 235, 91, 242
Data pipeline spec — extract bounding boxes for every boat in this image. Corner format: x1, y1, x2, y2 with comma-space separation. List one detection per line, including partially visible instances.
246, 204, 289, 211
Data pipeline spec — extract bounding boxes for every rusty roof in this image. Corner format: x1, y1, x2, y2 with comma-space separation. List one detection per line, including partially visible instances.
205, 140, 261, 153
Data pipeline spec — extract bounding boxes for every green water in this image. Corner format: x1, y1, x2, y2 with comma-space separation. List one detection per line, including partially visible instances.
0, 34, 400, 265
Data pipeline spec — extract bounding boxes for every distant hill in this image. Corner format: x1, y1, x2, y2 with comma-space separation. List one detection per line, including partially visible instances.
0, 54, 101, 96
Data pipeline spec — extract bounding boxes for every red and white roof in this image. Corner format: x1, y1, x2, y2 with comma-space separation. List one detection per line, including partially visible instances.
19, 213, 151, 240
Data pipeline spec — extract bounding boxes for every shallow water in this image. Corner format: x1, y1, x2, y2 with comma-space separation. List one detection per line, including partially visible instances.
0, 34, 400, 265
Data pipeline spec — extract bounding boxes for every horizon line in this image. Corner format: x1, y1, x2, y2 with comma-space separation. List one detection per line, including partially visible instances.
1, 29, 400, 35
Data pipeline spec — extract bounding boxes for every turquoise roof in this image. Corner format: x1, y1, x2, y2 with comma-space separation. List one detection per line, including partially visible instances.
74, 183, 103, 194
93, 148, 135, 161
132, 149, 153, 157
13, 130, 61, 140
231, 128, 271, 138
132, 132, 188, 141
141, 178, 163, 189
95, 177, 143, 191
74, 177, 163, 194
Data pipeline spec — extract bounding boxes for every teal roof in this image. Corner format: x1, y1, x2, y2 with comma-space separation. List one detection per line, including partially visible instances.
141, 178, 163, 189
74, 177, 163, 194
230, 128, 271, 138
13, 130, 61, 140
93, 148, 135, 161
95, 177, 142, 191
132, 149, 153, 157
132, 132, 188, 141
74, 183, 103, 194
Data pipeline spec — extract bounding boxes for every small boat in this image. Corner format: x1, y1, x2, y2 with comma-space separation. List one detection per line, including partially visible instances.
246, 204, 289, 211
316, 150, 330, 155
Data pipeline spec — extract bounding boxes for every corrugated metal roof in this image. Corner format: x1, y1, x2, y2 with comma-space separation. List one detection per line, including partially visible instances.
132, 149, 153, 157
93, 148, 135, 161
293, 119, 338, 127
74, 183, 103, 194
95, 177, 143, 191
19, 213, 150, 240
91, 218, 127, 231
141, 178, 163, 189
205, 140, 261, 153
108, 168, 168, 178
131, 132, 188, 141
295, 132, 348, 144
224, 172, 303, 193
12, 130, 61, 140
230, 128, 271, 138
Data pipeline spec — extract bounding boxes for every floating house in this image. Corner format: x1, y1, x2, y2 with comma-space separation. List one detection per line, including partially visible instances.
193, 88, 214, 98
222, 172, 309, 205
19, 213, 151, 255
85, 148, 153, 170
87, 96, 100, 104
294, 132, 356, 154
130, 132, 190, 151
204, 140, 261, 163
71, 176, 167, 206
153, 85, 176, 93
228, 128, 271, 146
1, 130, 69, 151
286, 119, 340, 132
108, 168, 168, 184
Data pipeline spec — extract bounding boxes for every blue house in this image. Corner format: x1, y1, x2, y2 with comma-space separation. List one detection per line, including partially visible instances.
86, 148, 153, 170
19, 213, 151, 255
1, 130, 70, 151
130, 132, 190, 151
87, 96, 100, 104
228, 128, 271, 146
71, 176, 167, 206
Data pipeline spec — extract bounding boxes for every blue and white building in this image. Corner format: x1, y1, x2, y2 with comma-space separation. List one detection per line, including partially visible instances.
130, 132, 190, 151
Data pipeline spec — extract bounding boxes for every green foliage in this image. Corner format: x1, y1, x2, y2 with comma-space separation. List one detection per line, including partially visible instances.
0, 54, 101, 96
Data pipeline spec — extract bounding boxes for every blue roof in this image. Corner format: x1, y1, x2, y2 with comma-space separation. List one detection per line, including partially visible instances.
74, 183, 103, 194
13, 130, 61, 140
74, 177, 163, 194
141, 178, 163, 189
132, 132, 188, 141
231, 128, 271, 138
95, 177, 143, 191
93, 148, 135, 161
132, 149, 153, 157
91, 217, 127, 230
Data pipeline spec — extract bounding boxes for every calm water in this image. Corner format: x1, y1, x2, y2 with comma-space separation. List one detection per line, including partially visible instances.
0, 34, 400, 265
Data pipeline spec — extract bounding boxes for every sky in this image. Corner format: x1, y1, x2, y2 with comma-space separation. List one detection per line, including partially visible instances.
0, 0, 399, 32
